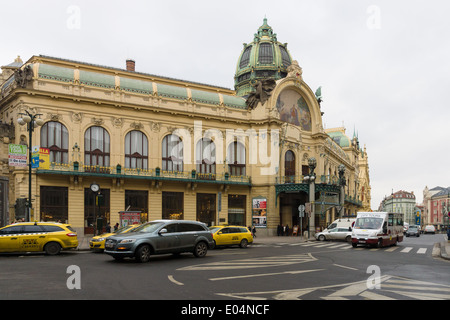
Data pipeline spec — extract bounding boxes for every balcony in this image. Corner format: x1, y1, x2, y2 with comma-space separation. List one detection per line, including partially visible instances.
36, 162, 251, 185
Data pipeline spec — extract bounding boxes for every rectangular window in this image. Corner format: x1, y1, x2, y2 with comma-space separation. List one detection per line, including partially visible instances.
228, 195, 246, 226
40, 186, 68, 223
197, 193, 216, 226
125, 190, 148, 223
84, 188, 110, 234
162, 192, 184, 220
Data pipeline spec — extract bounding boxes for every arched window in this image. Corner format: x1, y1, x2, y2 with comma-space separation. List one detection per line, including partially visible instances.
84, 126, 110, 166
284, 150, 295, 183
196, 138, 216, 175
227, 141, 246, 176
125, 130, 148, 169
162, 134, 183, 172
40, 121, 69, 163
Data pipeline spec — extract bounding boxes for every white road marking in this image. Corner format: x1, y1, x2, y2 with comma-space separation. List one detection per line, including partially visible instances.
401, 247, 413, 253
417, 248, 427, 254
168, 275, 184, 286
333, 264, 358, 271
209, 269, 324, 281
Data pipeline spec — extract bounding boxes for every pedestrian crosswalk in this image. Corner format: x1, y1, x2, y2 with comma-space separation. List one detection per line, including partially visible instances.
253, 241, 431, 255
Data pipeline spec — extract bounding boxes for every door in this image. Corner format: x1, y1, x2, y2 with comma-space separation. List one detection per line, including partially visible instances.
154, 223, 180, 253
178, 223, 205, 251
0, 225, 22, 252
216, 227, 234, 246
229, 227, 242, 245
20, 225, 46, 252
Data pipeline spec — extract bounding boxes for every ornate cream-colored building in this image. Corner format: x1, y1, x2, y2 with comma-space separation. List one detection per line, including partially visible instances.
0, 19, 371, 236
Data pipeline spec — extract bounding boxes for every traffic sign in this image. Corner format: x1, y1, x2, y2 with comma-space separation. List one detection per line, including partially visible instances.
298, 204, 305, 217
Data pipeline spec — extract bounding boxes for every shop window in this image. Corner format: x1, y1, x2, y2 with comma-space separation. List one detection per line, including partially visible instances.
125, 190, 148, 223
84, 188, 110, 234
40, 186, 68, 223
197, 193, 216, 226
162, 192, 183, 220
228, 194, 246, 226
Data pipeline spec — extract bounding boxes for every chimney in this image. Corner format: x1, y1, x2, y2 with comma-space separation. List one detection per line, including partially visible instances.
126, 59, 135, 72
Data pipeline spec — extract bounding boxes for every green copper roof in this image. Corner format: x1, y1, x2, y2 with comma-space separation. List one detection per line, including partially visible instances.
327, 131, 350, 148
156, 83, 188, 100
191, 89, 221, 105
120, 77, 153, 94
80, 70, 115, 88
38, 64, 74, 82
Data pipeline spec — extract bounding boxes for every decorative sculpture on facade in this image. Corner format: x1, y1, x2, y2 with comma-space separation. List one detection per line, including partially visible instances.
246, 79, 276, 109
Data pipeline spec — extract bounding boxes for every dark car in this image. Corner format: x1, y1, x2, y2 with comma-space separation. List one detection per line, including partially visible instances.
104, 220, 214, 262
406, 225, 420, 237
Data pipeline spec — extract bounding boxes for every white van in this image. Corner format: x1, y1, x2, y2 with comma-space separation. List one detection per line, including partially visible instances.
323, 218, 355, 232
351, 212, 404, 248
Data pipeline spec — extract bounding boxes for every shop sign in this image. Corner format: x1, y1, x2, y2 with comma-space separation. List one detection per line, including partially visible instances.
8, 144, 27, 167
119, 211, 141, 226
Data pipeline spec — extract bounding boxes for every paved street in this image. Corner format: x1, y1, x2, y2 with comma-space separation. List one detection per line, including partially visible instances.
1, 233, 448, 303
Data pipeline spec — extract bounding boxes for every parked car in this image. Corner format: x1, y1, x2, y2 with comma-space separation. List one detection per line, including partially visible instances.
209, 225, 253, 248
90, 223, 140, 252
405, 225, 420, 237
424, 225, 436, 234
0, 221, 78, 255
315, 227, 352, 242
323, 218, 355, 232
104, 220, 214, 262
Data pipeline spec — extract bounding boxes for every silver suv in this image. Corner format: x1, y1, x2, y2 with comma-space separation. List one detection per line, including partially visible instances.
104, 220, 214, 263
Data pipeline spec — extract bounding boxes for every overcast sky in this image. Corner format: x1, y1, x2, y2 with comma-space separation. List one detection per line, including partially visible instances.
1, 0, 449, 210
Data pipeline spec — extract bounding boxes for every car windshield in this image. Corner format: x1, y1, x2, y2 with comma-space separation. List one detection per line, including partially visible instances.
354, 217, 383, 229
409, 226, 418, 230
116, 225, 137, 234
209, 227, 221, 233
133, 222, 164, 233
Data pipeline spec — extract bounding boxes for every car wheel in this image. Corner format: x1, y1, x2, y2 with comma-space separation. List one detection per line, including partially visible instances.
135, 244, 151, 263
345, 235, 351, 242
352, 242, 357, 248
240, 239, 248, 248
193, 241, 208, 258
318, 235, 326, 241
44, 242, 61, 255
377, 239, 383, 248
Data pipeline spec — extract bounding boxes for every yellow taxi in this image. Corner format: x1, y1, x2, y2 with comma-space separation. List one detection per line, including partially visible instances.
89, 224, 140, 252
209, 225, 253, 248
0, 221, 78, 255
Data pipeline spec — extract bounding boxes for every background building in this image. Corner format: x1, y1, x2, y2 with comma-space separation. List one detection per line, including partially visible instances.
0, 19, 371, 236
422, 186, 450, 231
379, 190, 416, 225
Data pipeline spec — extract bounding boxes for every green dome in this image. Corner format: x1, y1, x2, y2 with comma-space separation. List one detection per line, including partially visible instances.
234, 18, 293, 97
327, 131, 351, 148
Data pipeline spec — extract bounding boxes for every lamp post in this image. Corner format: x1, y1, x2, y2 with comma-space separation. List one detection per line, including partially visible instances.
338, 164, 346, 219
17, 110, 44, 221
304, 157, 316, 239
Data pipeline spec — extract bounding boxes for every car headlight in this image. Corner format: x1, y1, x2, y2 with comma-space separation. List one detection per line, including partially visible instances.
96, 237, 105, 241
119, 239, 136, 244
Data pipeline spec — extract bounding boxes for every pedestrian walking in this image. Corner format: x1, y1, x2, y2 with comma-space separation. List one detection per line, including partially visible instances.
252, 226, 257, 238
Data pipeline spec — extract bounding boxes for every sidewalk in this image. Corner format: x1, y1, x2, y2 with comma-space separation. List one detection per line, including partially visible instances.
75, 234, 450, 261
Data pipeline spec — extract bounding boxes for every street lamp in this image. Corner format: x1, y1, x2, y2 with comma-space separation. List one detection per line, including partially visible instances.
17, 110, 44, 221
304, 157, 316, 239
338, 164, 346, 219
